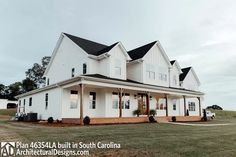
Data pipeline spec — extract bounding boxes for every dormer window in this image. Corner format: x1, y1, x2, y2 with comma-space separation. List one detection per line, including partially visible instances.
83, 63, 87, 74
173, 75, 177, 85
146, 64, 155, 80
115, 59, 121, 76
47, 78, 50, 86
71, 68, 75, 77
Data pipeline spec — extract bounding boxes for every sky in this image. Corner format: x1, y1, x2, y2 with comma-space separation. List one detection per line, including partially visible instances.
0, 0, 236, 110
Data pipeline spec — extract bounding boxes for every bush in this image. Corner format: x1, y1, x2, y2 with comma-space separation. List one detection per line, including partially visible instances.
133, 109, 141, 117
83, 116, 90, 125
18, 114, 25, 121
206, 105, 223, 110
47, 117, 54, 123
149, 116, 157, 123
172, 116, 176, 122
149, 109, 157, 116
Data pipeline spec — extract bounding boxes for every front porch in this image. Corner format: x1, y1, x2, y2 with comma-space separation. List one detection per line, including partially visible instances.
60, 77, 203, 125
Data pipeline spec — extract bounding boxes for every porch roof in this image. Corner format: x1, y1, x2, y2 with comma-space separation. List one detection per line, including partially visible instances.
16, 74, 204, 99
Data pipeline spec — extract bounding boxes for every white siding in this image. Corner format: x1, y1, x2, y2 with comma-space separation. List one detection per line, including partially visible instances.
142, 45, 170, 87
46, 36, 88, 84
18, 88, 62, 120
182, 70, 199, 91
170, 64, 181, 88
127, 62, 143, 83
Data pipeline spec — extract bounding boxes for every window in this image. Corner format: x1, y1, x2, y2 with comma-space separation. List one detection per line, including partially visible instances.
71, 68, 75, 77
156, 98, 166, 110
23, 99, 25, 112
18, 100, 21, 112
70, 90, 78, 109
123, 93, 130, 109
83, 63, 87, 74
188, 102, 196, 111
112, 92, 119, 109
89, 92, 96, 109
29, 97, 32, 106
173, 75, 177, 85
115, 67, 121, 76
159, 73, 167, 81
114, 59, 121, 76
47, 78, 50, 86
172, 99, 177, 110
146, 64, 155, 80
45, 93, 48, 110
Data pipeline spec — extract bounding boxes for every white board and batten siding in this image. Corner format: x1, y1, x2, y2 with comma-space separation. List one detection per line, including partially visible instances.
46, 35, 88, 85
18, 88, 62, 120
181, 69, 200, 91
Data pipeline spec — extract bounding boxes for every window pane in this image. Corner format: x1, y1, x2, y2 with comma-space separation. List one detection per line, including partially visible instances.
70, 91, 78, 109
89, 92, 96, 109
83, 63, 87, 74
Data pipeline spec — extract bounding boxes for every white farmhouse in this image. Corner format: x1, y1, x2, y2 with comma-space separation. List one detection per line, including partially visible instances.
16, 33, 204, 124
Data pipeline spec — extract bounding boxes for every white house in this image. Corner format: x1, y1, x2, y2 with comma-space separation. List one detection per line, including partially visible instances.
16, 33, 204, 124
0, 98, 18, 109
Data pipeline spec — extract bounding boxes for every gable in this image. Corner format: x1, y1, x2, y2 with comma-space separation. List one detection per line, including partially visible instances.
181, 68, 200, 85
143, 43, 171, 67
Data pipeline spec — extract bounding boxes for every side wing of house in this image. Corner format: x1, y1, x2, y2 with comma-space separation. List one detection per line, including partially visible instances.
44, 34, 89, 85
181, 68, 200, 91
127, 41, 171, 87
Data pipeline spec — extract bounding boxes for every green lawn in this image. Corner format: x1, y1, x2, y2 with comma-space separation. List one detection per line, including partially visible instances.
0, 109, 236, 157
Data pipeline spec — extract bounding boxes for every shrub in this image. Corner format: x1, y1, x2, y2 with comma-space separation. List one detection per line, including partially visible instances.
47, 117, 54, 123
149, 109, 157, 116
149, 116, 157, 123
172, 116, 176, 122
133, 109, 141, 117
83, 116, 90, 125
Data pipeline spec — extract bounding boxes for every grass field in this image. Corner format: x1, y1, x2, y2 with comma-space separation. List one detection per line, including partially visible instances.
0, 109, 236, 157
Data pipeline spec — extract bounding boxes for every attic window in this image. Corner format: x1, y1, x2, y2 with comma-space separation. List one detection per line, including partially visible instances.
83, 63, 87, 74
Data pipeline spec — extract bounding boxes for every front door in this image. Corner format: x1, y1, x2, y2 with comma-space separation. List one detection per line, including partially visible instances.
138, 94, 147, 115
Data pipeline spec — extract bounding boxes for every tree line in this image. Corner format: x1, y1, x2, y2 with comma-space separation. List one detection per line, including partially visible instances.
0, 56, 50, 100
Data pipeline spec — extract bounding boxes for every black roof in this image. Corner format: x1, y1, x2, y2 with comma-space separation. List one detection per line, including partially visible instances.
179, 67, 191, 81
128, 41, 157, 60
170, 60, 176, 65
63, 33, 117, 56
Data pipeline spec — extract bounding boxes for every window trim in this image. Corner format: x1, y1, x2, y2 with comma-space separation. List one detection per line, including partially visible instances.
45, 93, 48, 110
89, 92, 96, 109
71, 68, 75, 77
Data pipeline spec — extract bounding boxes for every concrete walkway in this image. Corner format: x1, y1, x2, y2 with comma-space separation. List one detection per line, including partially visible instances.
168, 122, 232, 126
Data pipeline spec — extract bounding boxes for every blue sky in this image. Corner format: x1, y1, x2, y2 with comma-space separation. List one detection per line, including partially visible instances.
0, 0, 236, 110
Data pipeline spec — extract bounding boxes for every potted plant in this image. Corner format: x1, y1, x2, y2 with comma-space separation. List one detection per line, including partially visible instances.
133, 109, 141, 117
149, 109, 157, 116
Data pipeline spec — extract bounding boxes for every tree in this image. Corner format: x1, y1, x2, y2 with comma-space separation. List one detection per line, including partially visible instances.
0, 84, 5, 96
22, 78, 37, 92
25, 56, 51, 87
206, 105, 223, 110
6, 82, 23, 100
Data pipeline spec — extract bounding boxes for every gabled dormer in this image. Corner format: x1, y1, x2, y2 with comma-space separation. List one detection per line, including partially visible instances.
127, 41, 171, 87
180, 67, 201, 91
43, 33, 131, 85
169, 60, 182, 88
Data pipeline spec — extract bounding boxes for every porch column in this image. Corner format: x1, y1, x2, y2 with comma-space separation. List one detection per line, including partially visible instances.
146, 92, 150, 117
118, 88, 124, 118
197, 97, 201, 117
183, 95, 186, 116
165, 94, 168, 116
79, 84, 84, 125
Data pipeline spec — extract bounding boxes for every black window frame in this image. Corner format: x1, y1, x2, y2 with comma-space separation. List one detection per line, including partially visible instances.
45, 93, 48, 110
29, 97, 32, 106
89, 92, 96, 109
83, 63, 87, 74
71, 68, 75, 77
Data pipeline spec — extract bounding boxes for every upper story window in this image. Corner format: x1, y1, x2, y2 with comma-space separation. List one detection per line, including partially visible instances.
29, 97, 32, 106
146, 64, 155, 80
159, 73, 167, 81
70, 90, 78, 109
89, 92, 96, 109
83, 63, 87, 74
71, 68, 75, 77
188, 102, 196, 111
45, 93, 48, 110
47, 78, 50, 86
114, 59, 121, 76
173, 75, 177, 85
